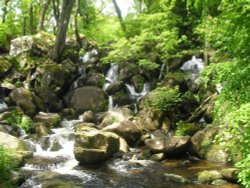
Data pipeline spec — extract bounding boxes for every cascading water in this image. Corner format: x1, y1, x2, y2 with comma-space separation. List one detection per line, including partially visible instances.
0, 99, 8, 112
158, 62, 166, 80
103, 64, 119, 110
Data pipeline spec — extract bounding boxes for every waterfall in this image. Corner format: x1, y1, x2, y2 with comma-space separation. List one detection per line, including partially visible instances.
80, 49, 98, 64
158, 62, 166, 80
125, 83, 150, 102
0, 100, 8, 111
103, 64, 119, 110
180, 56, 204, 75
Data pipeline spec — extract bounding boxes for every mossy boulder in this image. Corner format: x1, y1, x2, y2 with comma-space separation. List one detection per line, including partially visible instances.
197, 170, 222, 184
102, 120, 142, 146
145, 136, 191, 155
34, 112, 61, 128
0, 58, 12, 78
74, 129, 120, 164
64, 86, 108, 113
163, 173, 190, 184
0, 131, 32, 166
9, 87, 45, 116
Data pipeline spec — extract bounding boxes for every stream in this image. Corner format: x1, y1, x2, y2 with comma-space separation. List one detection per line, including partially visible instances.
7, 55, 238, 188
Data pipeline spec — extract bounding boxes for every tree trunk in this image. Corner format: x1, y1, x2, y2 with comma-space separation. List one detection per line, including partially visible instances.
74, 0, 82, 47
2, 0, 10, 23
22, 16, 27, 35
53, 0, 60, 27
37, 0, 52, 32
29, 4, 34, 34
53, 0, 75, 62
111, 0, 126, 33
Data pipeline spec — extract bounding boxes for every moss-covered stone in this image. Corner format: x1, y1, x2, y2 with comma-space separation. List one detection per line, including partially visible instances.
197, 170, 222, 184
34, 112, 61, 128
0, 58, 12, 78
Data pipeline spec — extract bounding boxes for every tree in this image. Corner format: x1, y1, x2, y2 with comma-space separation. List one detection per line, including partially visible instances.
36, 0, 52, 32
111, 0, 126, 33
2, 0, 10, 23
53, 0, 75, 62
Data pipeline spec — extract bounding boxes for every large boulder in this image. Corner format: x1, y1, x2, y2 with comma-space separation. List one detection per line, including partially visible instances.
9, 33, 54, 56
64, 86, 108, 113
0, 131, 32, 165
145, 136, 190, 156
10, 87, 45, 116
106, 81, 125, 95
0, 58, 12, 78
103, 120, 142, 146
74, 130, 120, 164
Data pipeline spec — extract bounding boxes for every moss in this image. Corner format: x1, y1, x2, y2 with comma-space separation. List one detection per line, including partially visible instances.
0, 58, 12, 76
176, 121, 200, 136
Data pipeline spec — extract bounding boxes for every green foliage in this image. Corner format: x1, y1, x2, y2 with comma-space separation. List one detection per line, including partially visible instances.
143, 86, 182, 114
175, 121, 200, 136
0, 146, 17, 188
6, 110, 32, 133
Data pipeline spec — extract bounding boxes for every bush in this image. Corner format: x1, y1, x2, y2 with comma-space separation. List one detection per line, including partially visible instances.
0, 146, 17, 187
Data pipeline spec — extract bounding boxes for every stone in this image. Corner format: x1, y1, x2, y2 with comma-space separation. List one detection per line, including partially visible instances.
197, 170, 222, 183
0, 131, 32, 166
163, 173, 189, 184
113, 91, 133, 107
189, 125, 218, 158
30, 123, 52, 137
0, 58, 12, 78
206, 144, 228, 163
75, 123, 97, 133
61, 108, 78, 120
106, 81, 125, 95
74, 130, 120, 164
34, 112, 61, 128
82, 111, 96, 123
10, 87, 45, 116
221, 168, 239, 182
64, 86, 108, 113
102, 120, 142, 146
145, 136, 190, 155
150, 153, 165, 161
211, 179, 228, 186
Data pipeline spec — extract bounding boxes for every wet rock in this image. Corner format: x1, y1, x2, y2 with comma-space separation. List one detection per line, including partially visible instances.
34, 87, 63, 112
163, 173, 189, 184
64, 86, 108, 113
106, 81, 125, 95
61, 108, 78, 120
131, 75, 145, 93
30, 123, 52, 137
74, 130, 120, 164
120, 64, 139, 82
145, 136, 190, 155
0, 122, 22, 137
197, 170, 222, 183
34, 112, 61, 128
82, 111, 96, 123
119, 137, 129, 153
211, 179, 228, 186
150, 153, 165, 161
189, 125, 218, 158
10, 87, 45, 116
0, 131, 32, 166
221, 168, 239, 183
85, 73, 105, 88
0, 58, 12, 78
103, 120, 142, 146
75, 123, 97, 133
113, 91, 133, 107
206, 144, 228, 163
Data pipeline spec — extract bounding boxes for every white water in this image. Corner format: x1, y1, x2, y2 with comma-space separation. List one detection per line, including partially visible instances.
180, 56, 204, 74
0, 100, 8, 111
158, 62, 166, 80
125, 83, 150, 101
80, 49, 98, 64
103, 64, 119, 110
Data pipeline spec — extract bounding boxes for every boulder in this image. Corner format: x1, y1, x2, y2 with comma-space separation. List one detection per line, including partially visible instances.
103, 120, 142, 146
145, 136, 190, 155
74, 130, 120, 164
113, 91, 133, 107
34, 87, 63, 112
82, 111, 96, 123
9, 33, 53, 56
106, 81, 125, 95
221, 168, 239, 182
189, 125, 218, 158
64, 86, 108, 113
197, 170, 222, 184
163, 173, 189, 184
0, 131, 32, 166
30, 123, 52, 137
34, 112, 61, 128
206, 144, 228, 163
10, 87, 45, 116
0, 58, 12, 78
